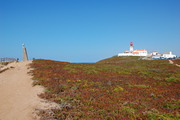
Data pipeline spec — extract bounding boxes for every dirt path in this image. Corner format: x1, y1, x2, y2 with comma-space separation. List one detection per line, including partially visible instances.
0, 61, 59, 120
169, 60, 180, 67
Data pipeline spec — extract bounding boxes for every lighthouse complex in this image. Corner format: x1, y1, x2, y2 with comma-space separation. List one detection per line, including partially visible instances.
118, 42, 177, 59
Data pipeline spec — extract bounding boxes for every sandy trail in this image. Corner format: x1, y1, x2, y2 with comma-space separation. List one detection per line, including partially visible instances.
169, 60, 180, 67
0, 61, 59, 120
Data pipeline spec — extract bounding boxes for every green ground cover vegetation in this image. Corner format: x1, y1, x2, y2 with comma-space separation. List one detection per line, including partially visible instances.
30, 56, 180, 120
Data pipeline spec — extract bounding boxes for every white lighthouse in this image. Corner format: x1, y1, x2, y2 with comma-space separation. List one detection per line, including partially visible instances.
130, 42, 134, 52
118, 42, 148, 57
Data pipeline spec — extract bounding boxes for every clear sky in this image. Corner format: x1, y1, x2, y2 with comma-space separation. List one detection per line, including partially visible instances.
1, 0, 180, 62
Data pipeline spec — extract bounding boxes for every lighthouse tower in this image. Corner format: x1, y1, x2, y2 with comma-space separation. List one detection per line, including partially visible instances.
130, 42, 134, 52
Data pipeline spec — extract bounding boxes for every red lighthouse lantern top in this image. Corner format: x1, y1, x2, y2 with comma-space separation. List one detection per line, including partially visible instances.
130, 42, 134, 47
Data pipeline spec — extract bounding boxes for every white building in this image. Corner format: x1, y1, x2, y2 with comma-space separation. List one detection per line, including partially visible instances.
133, 50, 148, 56
151, 51, 177, 59
118, 52, 133, 56
118, 42, 148, 57
162, 52, 177, 59
118, 43, 177, 59
152, 55, 161, 59
152, 51, 158, 56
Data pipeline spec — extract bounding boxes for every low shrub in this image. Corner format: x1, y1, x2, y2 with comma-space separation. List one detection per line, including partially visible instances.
30, 57, 180, 119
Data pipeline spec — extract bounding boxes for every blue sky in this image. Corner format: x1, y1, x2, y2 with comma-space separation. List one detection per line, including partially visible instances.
0, 0, 180, 62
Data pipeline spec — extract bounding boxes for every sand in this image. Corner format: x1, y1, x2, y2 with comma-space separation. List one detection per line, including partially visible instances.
169, 60, 180, 67
0, 61, 59, 120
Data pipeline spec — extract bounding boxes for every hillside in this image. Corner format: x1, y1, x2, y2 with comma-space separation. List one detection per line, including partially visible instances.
97, 56, 140, 63
30, 57, 180, 120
